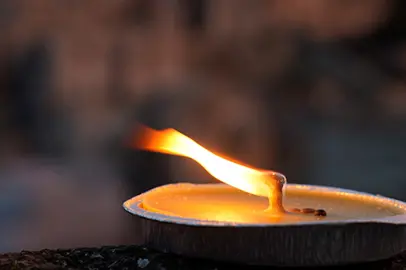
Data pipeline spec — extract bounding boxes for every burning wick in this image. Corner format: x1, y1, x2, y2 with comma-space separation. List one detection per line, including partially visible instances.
128, 125, 326, 217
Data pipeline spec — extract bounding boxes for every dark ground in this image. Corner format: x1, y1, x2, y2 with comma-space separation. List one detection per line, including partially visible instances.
0, 245, 405, 270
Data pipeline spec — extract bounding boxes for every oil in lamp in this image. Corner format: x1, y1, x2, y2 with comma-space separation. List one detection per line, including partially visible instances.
123, 125, 406, 267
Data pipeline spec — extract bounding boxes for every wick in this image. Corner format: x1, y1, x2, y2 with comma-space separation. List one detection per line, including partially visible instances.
263, 172, 286, 214
262, 172, 328, 218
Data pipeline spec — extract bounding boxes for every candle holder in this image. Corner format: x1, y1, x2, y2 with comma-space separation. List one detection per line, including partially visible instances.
123, 183, 406, 267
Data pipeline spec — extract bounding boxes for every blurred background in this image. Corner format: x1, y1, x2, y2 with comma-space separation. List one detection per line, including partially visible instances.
1, 0, 406, 252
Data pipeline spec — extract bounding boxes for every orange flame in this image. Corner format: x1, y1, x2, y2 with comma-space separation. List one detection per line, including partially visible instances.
129, 125, 286, 212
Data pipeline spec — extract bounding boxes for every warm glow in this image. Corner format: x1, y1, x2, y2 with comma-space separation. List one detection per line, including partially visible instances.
130, 126, 286, 209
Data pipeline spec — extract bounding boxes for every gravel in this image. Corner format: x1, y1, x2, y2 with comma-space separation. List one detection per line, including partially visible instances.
0, 245, 404, 270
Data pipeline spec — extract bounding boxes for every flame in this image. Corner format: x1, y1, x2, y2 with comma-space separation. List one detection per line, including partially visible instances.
129, 125, 286, 212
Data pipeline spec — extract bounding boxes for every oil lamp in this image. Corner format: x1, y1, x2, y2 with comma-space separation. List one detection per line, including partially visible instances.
123, 126, 406, 267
